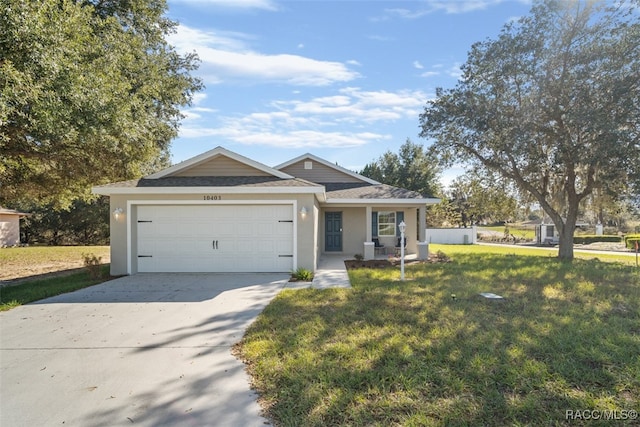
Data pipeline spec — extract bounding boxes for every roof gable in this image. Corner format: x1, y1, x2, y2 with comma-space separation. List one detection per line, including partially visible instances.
275, 154, 379, 185
146, 146, 293, 179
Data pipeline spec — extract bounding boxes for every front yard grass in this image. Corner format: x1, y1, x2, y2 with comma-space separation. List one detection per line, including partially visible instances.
0, 245, 110, 281
436, 243, 637, 266
0, 265, 112, 311
236, 249, 640, 426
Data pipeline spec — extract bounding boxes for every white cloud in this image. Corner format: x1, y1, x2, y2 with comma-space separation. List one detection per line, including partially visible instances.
385, 8, 429, 19
420, 71, 439, 78
191, 92, 208, 105
168, 26, 251, 52
385, 0, 515, 18
232, 130, 386, 148
168, 25, 360, 86
447, 62, 464, 79
413, 61, 424, 69
202, 49, 358, 85
178, 87, 429, 148
180, 125, 387, 148
267, 88, 427, 125
182, 107, 218, 121
432, 0, 502, 14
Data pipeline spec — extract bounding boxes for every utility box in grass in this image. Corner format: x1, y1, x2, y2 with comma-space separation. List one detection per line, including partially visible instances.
418, 242, 428, 260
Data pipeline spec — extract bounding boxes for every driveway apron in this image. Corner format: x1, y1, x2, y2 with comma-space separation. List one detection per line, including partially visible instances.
0, 273, 289, 427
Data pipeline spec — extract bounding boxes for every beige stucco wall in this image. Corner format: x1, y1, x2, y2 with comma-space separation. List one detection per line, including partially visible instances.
319, 207, 418, 257
0, 214, 21, 247
108, 192, 318, 275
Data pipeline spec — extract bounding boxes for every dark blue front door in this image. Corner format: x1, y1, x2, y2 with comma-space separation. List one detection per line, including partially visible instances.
325, 212, 342, 252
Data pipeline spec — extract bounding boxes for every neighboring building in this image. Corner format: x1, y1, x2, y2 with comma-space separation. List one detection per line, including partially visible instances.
535, 218, 590, 245
93, 147, 439, 275
0, 207, 29, 247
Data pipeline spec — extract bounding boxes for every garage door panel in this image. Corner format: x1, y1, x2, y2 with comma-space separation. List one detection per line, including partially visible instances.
136, 205, 294, 273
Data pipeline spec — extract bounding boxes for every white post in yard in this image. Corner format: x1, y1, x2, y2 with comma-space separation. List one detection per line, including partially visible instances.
398, 221, 406, 281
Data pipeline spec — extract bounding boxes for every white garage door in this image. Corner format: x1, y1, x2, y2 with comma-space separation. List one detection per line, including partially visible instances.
136, 204, 294, 273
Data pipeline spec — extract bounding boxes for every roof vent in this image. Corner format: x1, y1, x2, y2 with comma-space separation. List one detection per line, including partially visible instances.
304, 161, 313, 170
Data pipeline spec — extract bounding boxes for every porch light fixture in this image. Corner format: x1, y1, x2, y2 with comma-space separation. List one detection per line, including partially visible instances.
300, 206, 308, 219
398, 221, 406, 281
113, 207, 123, 221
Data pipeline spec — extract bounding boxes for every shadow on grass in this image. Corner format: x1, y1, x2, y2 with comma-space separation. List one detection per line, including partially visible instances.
238, 254, 640, 426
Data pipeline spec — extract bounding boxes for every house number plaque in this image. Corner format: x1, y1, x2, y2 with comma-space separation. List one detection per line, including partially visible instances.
203, 195, 222, 200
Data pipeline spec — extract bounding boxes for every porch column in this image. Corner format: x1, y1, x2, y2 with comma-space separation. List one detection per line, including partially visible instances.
365, 206, 372, 241
418, 205, 428, 260
418, 205, 426, 242
364, 206, 374, 260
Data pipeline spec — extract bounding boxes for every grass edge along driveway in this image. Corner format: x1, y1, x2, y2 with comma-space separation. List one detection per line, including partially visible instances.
0, 265, 112, 311
236, 246, 640, 427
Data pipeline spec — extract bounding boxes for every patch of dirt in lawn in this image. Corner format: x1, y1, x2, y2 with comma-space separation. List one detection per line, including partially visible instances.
0, 248, 111, 283
344, 252, 451, 270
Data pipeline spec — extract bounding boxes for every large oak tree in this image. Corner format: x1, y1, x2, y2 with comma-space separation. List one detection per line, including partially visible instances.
420, 0, 640, 260
1, 0, 202, 207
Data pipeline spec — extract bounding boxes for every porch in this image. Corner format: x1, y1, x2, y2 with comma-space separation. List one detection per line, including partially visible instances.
320, 205, 429, 261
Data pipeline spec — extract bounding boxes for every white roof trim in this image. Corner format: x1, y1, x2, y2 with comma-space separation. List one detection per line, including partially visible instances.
146, 146, 293, 179
323, 198, 441, 205
92, 186, 325, 195
275, 153, 380, 185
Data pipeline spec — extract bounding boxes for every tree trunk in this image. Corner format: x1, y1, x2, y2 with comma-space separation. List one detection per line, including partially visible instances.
556, 204, 579, 261
557, 223, 574, 261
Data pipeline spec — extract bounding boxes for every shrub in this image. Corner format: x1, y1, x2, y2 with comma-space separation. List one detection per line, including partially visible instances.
432, 250, 451, 262
291, 267, 313, 281
354, 254, 364, 261
624, 234, 640, 250
573, 235, 621, 245
82, 253, 104, 279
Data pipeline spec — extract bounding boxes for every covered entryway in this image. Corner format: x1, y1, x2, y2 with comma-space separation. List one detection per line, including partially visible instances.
136, 204, 294, 272
325, 211, 343, 252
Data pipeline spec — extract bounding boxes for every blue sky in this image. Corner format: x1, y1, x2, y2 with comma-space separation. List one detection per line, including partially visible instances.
165, 0, 532, 184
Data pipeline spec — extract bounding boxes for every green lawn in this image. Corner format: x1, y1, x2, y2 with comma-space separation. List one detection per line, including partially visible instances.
236, 247, 640, 426
434, 243, 637, 266
0, 265, 111, 311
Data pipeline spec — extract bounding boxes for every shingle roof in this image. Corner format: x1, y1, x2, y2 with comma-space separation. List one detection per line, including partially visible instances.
323, 182, 427, 200
93, 176, 433, 203
0, 207, 30, 216
95, 176, 322, 189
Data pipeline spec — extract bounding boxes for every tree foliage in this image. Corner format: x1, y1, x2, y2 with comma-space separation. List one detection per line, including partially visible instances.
420, 0, 640, 260
0, 0, 202, 207
21, 197, 110, 245
448, 170, 518, 226
361, 139, 441, 197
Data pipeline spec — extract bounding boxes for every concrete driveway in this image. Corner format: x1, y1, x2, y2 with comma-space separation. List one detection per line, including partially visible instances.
0, 273, 290, 427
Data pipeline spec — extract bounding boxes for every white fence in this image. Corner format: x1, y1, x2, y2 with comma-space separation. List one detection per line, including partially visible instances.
426, 226, 477, 244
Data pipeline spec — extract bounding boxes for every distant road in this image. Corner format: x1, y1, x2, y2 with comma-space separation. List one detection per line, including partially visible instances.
476, 242, 636, 257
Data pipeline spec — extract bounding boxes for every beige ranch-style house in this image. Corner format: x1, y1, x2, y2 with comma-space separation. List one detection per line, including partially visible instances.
93, 147, 439, 275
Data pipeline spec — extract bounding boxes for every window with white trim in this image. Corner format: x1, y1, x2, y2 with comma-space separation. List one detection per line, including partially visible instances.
377, 211, 396, 236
